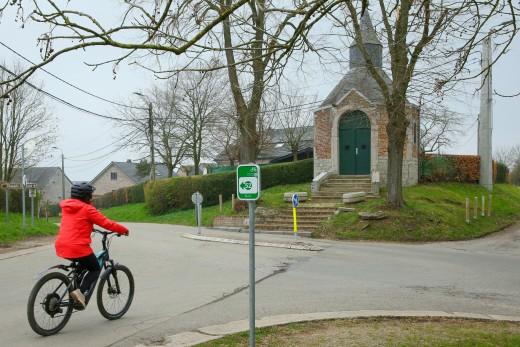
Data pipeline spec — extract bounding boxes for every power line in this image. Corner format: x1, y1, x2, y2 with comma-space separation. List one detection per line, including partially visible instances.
0, 63, 134, 122
0, 41, 145, 111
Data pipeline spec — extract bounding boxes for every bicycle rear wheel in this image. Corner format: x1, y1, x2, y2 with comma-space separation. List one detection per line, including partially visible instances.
27, 272, 73, 336
97, 264, 134, 320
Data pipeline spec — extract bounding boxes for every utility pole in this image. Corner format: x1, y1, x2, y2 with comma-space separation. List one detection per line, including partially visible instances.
52, 147, 66, 199
478, 35, 493, 191
148, 101, 156, 181
134, 92, 156, 182
61, 152, 65, 199
21, 144, 26, 229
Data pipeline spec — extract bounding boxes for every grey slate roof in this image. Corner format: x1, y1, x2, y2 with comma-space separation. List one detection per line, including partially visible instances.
319, 67, 392, 107
213, 126, 314, 164
13, 167, 69, 189
257, 126, 314, 161
350, 11, 381, 47
111, 162, 173, 183
91, 161, 174, 184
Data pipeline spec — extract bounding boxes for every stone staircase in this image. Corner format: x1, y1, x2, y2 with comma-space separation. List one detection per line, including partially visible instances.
255, 205, 338, 233
312, 175, 373, 203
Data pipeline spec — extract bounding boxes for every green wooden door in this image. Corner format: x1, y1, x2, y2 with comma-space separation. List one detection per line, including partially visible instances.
339, 111, 371, 175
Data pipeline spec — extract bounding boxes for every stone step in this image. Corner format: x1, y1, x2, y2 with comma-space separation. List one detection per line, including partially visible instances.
330, 174, 371, 177
319, 186, 371, 192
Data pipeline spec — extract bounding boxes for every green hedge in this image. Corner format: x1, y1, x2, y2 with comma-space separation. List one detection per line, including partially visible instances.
93, 182, 146, 209
0, 187, 40, 213
145, 159, 313, 215
496, 162, 509, 184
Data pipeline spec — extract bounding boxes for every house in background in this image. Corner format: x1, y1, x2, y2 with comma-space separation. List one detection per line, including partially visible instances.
213, 126, 314, 166
23, 167, 73, 203
90, 160, 172, 196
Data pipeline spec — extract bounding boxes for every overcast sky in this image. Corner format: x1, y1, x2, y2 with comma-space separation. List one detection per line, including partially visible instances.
1, 4, 519, 182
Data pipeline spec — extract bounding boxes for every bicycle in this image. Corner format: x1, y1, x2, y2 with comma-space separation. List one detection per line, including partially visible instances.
27, 228, 134, 336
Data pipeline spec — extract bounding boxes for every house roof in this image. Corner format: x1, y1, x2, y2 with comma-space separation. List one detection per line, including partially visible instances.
13, 167, 72, 189
319, 67, 393, 108
91, 161, 174, 184
214, 126, 314, 163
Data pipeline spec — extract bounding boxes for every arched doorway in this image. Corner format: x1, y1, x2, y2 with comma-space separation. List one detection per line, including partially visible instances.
339, 110, 371, 175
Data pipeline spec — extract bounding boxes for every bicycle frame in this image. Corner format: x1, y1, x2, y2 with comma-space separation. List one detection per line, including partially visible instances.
33, 229, 121, 311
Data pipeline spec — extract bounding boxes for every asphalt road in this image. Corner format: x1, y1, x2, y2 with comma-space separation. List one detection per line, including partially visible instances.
1, 222, 519, 347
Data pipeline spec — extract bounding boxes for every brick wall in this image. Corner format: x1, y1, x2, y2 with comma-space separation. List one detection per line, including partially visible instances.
313, 90, 419, 186
314, 108, 332, 160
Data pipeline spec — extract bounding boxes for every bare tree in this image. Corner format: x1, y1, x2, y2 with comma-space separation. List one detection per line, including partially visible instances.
419, 104, 464, 154
209, 107, 240, 166
118, 83, 189, 178
175, 70, 227, 175
270, 87, 315, 161
325, 1, 517, 207
494, 145, 520, 169
0, 0, 337, 165
0, 63, 57, 182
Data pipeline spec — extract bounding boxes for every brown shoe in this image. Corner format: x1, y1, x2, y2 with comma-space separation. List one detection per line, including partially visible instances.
70, 289, 86, 309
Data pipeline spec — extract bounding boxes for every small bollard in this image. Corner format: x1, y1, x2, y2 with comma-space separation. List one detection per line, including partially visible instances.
474, 197, 478, 219
481, 196, 485, 217
465, 198, 470, 223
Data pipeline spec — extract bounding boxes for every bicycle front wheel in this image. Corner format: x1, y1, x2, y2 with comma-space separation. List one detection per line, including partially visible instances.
97, 264, 134, 320
27, 272, 73, 336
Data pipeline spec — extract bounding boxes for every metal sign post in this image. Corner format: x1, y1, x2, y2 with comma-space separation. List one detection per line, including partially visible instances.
191, 192, 203, 235
292, 194, 299, 242
2, 183, 36, 225
237, 164, 260, 347
29, 188, 36, 227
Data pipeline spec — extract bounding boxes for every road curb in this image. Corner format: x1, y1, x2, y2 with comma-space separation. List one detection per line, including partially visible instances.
138, 310, 520, 347
182, 233, 323, 251
0, 244, 53, 260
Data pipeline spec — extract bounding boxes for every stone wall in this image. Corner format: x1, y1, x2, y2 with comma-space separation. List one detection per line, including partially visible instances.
213, 215, 249, 228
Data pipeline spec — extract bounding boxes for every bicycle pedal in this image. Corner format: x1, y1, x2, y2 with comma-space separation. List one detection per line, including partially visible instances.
73, 302, 86, 311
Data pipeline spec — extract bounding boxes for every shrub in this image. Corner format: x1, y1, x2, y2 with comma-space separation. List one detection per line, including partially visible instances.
496, 162, 509, 183
0, 185, 40, 213
145, 159, 313, 215
93, 182, 146, 209
420, 154, 499, 183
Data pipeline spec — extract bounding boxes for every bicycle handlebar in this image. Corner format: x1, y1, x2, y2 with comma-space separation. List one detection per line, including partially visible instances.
92, 228, 124, 237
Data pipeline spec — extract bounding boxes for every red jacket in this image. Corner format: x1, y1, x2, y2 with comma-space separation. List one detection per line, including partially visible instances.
55, 199, 128, 259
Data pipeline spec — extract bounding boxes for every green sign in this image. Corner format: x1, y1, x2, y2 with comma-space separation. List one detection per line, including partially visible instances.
237, 164, 260, 200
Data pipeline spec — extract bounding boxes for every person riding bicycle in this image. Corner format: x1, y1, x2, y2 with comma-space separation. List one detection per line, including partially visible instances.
54, 182, 129, 309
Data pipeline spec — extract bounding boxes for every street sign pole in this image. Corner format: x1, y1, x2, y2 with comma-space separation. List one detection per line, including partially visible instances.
191, 192, 203, 235
236, 164, 260, 347
292, 194, 299, 242
29, 188, 36, 227
248, 199, 255, 347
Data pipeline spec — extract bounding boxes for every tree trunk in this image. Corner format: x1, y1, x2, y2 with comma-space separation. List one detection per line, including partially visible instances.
239, 110, 258, 163
386, 103, 409, 208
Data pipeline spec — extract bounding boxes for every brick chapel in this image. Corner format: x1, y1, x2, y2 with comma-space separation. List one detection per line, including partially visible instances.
313, 12, 419, 188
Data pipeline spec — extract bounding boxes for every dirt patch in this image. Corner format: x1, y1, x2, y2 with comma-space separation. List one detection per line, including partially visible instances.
0, 235, 56, 255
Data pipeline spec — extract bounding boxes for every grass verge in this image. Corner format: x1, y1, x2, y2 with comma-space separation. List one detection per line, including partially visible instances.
195, 317, 520, 347
315, 183, 520, 241
0, 213, 59, 246
102, 183, 520, 242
